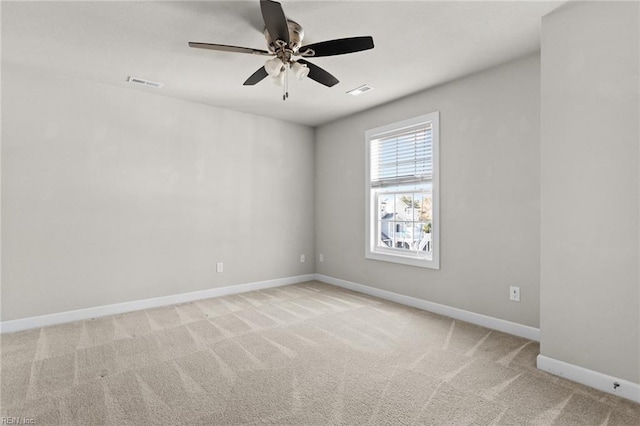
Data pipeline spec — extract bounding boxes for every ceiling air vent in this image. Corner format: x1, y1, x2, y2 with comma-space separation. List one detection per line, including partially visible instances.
127, 76, 163, 89
346, 84, 373, 96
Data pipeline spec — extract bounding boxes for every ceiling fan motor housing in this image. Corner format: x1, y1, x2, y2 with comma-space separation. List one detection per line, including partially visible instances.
264, 19, 304, 54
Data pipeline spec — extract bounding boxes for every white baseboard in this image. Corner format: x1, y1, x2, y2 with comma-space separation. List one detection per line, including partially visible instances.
537, 354, 640, 404
2, 273, 540, 341
0, 274, 316, 334
315, 274, 540, 341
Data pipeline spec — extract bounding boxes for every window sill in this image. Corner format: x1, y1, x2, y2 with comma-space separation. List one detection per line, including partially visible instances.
365, 250, 440, 270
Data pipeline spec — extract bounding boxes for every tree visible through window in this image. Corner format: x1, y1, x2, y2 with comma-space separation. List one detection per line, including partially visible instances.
365, 112, 439, 269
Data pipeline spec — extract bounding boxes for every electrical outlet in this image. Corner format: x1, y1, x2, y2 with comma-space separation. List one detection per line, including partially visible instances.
216, 262, 223, 273
319, 254, 324, 263
510, 286, 520, 302
300, 254, 305, 263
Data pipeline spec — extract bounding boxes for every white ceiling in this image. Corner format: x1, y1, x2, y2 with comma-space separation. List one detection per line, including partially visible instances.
2, 1, 563, 127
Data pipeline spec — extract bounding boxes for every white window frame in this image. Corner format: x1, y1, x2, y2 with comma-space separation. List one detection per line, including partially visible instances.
365, 112, 440, 269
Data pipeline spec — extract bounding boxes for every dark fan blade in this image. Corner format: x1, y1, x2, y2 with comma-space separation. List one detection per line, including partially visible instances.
243, 67, 269, 85
189, 42, 272, 56
260, 0, 289, 45
298, 36, 374, 57
297, 59, 339, 87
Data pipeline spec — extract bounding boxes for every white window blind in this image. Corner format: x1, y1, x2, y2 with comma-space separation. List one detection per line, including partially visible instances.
370, 124, 433, 188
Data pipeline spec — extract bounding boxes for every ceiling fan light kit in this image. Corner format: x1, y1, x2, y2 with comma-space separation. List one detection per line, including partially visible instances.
188, 0, 374, 101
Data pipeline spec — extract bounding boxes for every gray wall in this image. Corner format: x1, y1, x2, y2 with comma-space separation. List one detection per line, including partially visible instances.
1, 64, 315, 321
540, 1, 640, 383
315, 55, 541, 328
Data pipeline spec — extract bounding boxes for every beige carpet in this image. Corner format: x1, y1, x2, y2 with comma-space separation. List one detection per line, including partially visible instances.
1, 281, 639, 425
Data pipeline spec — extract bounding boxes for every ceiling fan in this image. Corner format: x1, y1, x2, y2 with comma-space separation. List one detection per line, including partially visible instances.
189, 0, 374, 100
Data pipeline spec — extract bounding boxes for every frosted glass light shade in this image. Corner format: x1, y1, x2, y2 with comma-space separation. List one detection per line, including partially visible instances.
265, 58, 284, 77
272, 72, 285, 86
291, 61, 310, 80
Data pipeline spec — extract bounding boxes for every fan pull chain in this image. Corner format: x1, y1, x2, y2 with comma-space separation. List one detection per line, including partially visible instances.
283, 63, 290, 101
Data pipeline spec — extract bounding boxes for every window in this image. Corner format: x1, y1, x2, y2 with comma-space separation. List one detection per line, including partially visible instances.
365, 112, 439, 269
